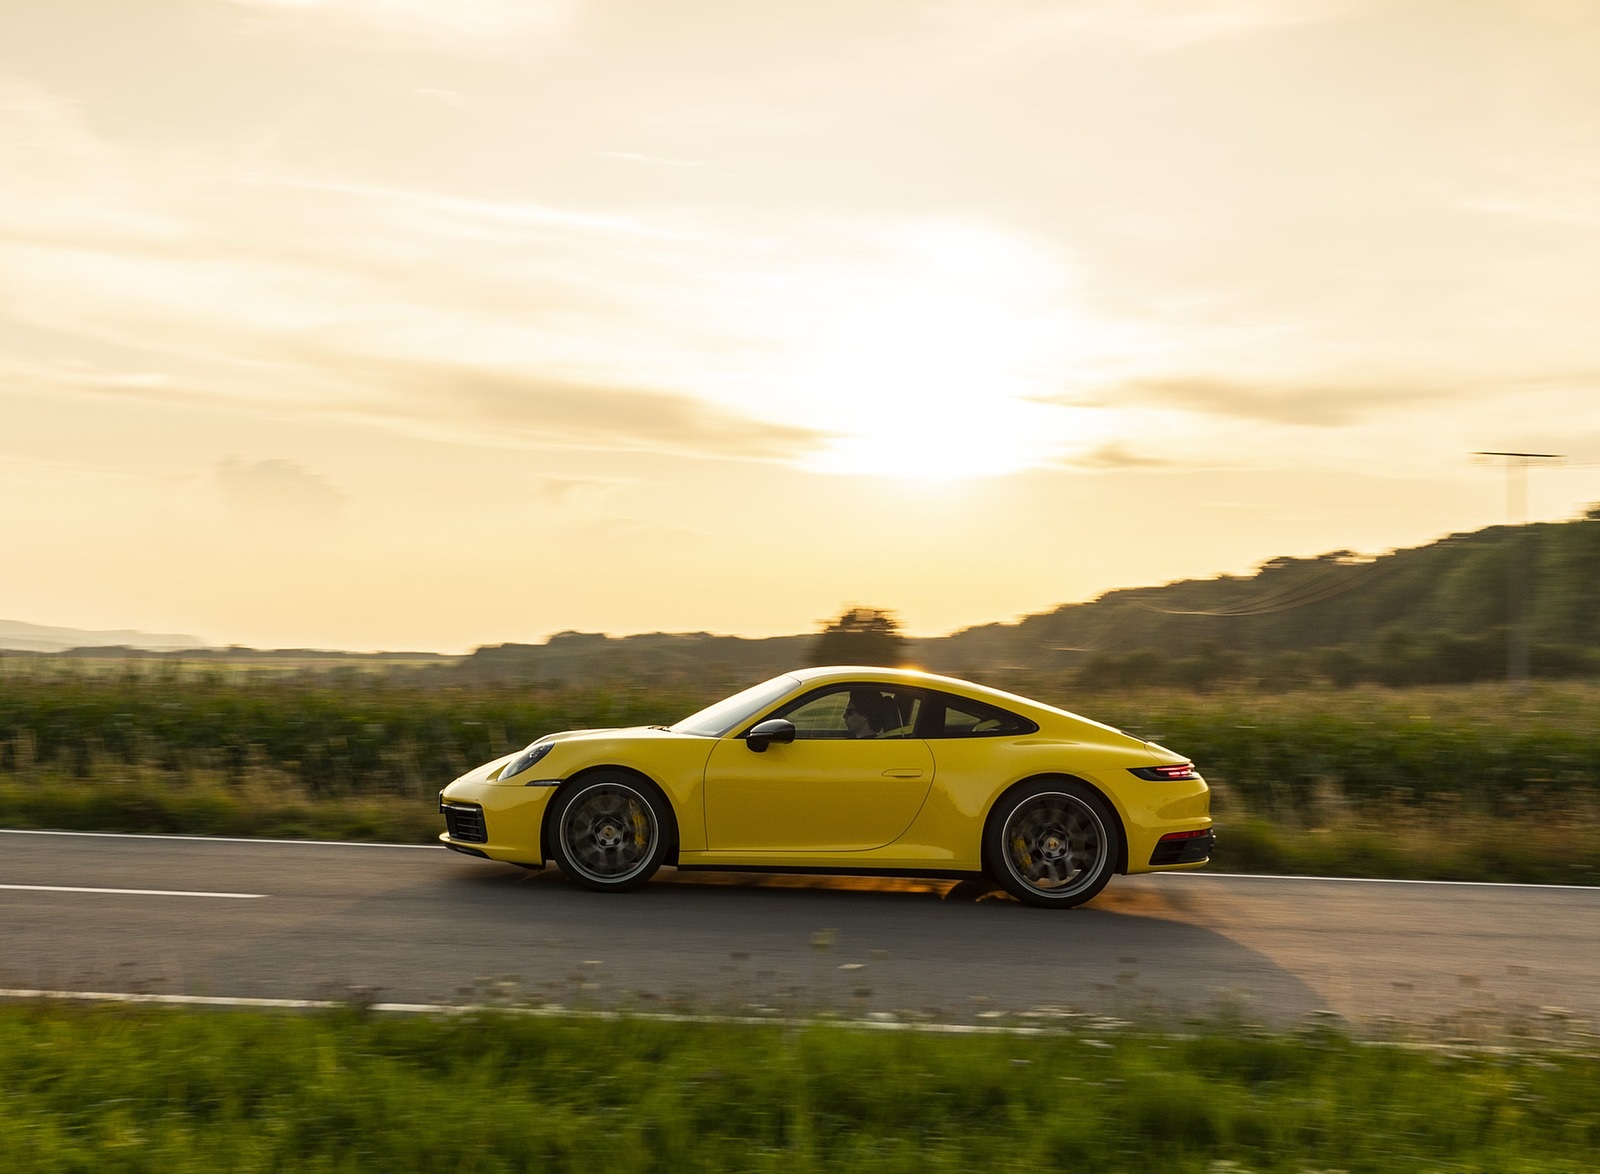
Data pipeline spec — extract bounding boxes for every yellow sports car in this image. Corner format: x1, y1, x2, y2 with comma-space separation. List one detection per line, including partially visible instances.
438, 667, 1211, 908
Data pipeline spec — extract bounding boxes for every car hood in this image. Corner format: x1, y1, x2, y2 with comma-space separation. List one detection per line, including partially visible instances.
534, 725, 689, 746
463, 724, 705, 786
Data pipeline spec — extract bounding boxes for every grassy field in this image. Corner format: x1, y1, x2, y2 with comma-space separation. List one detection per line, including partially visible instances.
4, 670, 1596, 1170
1, 1002, 1596, 1173
1, 665, 1597, 884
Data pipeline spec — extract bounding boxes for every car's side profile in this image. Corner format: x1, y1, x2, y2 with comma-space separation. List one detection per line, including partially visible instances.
438, 666, 1212, 908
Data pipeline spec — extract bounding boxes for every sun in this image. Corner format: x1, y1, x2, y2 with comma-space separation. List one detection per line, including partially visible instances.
810, 402, 1046, 481
771, 221, 1101, 481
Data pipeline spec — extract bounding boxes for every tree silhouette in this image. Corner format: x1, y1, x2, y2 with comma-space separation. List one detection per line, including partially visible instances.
809, 607, 908, 667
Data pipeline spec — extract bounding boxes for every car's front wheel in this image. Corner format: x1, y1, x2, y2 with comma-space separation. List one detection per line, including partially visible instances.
549, 773, 671, 892
986, 780, 1119, 908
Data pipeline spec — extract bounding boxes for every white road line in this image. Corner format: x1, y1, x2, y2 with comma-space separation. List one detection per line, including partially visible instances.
0, 884, 264, 899
0, 990, 360, 1010
0, 989, 1533, 1053
0, 828, 442, 850
1, 829, 1594, 893
1185, 872, 1600, 893
0, 988, 1070, 1034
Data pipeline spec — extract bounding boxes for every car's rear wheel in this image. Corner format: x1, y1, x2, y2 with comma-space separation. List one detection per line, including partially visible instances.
986, 780, 1119, 908
549, 773, 670, 892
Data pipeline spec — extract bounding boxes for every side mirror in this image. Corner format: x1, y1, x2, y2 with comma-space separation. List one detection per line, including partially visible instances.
745, 718, 796, 753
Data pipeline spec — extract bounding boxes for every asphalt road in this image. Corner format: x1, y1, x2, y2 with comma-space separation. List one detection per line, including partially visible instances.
2, 829, 1595, 1037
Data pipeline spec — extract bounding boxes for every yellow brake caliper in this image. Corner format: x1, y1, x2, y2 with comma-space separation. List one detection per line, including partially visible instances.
1011, 835, 1032, 871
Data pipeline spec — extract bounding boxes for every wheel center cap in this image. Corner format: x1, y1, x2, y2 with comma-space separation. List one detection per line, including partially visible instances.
1040, 834, 1066, 860
596, 823, 622, 848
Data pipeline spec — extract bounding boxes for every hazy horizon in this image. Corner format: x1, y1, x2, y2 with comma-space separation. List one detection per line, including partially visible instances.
5, 0, 1599, 654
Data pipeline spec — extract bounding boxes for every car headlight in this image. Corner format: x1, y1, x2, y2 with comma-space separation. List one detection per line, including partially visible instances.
499, 741, 555, 781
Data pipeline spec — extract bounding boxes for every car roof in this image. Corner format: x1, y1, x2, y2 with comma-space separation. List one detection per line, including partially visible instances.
792, 665, 984, 688
786, 665, 1079, 722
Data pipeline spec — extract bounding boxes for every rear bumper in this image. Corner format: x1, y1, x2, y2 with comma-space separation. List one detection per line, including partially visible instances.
1147, 828, 1215, 867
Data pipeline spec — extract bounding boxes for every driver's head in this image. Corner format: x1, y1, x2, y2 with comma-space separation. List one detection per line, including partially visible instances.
844, 689, 898, 737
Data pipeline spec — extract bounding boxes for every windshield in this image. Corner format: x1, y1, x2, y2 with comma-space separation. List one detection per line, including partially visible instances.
670, 674, 799, 738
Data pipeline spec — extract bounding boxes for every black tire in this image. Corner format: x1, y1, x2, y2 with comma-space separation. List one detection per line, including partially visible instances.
548, 773, 671, 892
985, 780, 1120, 908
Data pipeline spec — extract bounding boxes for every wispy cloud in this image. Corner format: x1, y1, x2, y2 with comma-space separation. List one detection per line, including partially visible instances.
1062, 442, 1179, 470
600, 151, 702, 169
1462, 195, 1600, 229
1076, 377, 1451, 427
220, 0, 573, 50
530, 474, 627, 509
0, 82, 1098, 471
383, 364, 829, 462
216, 457, 345, 524
266, 177, 685, 242
933, 0, 1356, 55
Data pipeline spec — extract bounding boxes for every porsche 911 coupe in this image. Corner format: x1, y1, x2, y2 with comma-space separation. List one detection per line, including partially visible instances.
438, 666, 1212, 908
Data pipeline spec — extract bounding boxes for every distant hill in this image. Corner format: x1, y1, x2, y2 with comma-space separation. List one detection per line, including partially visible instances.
0, 619, 210, 654
454, 509, 1600, 688
929, 507, 1600, 686
11, 509, 1599, 687
456, 630, 813, 685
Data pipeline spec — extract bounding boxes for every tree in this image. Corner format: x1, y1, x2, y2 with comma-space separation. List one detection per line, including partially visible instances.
809, 607, 908, 667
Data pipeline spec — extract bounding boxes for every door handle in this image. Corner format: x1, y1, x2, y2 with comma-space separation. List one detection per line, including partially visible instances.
882, 769, 924, 779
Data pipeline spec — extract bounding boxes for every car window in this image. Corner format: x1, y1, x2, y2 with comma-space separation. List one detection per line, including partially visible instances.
932, 695, 1036, 738
776, 686, 920, 740
671, 674, 800, 737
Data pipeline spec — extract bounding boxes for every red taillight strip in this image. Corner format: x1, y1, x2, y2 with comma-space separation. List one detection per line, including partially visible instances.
1157, 829, 1211, 842
1131, 762, 1200, 781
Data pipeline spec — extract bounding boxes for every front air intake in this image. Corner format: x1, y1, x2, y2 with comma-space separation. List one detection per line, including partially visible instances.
442, 802, 487, 843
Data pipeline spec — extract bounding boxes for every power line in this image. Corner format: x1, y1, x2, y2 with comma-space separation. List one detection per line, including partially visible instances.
1126, 554, 1404, 618
1043, 555, 1403, 659
1472, 451, 1565, 685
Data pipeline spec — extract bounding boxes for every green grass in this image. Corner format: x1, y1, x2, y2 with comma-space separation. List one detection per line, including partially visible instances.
7, 667, 1597, 809
1049, 679, 1600, 806
0, 662, 708, 797
0, 1003, 1596, 1173
0, 771, 440, 843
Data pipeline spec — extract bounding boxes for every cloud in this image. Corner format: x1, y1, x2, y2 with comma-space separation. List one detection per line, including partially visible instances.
934, 0, 1355, 55
0, 89, 1069, 471
0, 80, 163, 241
1062, 443, 1178, 470
530, 475, 626, 508
1462, 195, 1600, 229
389, 365, 830, 463
270, 177, 681, 243
216, 457, 345, 524
220, 0, 572, 49
599, 151, 702, 169
1076, 377, 1451, 427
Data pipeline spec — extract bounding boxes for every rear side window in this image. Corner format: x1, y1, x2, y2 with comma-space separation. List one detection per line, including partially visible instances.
931, 694, 1037, 738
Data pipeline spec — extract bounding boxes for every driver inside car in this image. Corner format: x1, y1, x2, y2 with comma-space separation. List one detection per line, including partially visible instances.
844, 690, 907, 738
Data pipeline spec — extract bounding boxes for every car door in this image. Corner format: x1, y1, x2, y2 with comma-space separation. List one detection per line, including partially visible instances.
701, 684, 934, 852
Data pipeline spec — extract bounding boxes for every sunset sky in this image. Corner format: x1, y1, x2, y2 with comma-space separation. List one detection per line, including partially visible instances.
4, 0, 1599, 652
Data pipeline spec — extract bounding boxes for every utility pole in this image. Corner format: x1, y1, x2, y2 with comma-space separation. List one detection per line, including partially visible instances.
1473, 452, 1563, 684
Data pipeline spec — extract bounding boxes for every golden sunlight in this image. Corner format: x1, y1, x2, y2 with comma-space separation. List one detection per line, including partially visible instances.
778, 222, 1101, 480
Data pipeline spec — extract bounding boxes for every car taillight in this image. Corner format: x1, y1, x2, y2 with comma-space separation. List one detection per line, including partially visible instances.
1129, 763, 1199, 781
1157, 828, 1210, 842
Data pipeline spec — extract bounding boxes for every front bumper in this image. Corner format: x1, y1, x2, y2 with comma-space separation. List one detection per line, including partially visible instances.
437, 777, 558, 867
439, 798, 487, 843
